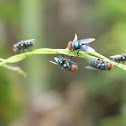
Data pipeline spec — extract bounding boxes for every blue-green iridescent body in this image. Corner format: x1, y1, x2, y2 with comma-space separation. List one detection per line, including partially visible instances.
90, 58, 110, 70
15, 40, 34, 52
71, 41, 89, 51
58, 57, 74, 71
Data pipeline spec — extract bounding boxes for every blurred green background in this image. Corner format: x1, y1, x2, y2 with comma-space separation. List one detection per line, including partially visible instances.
0, 0, 126, 126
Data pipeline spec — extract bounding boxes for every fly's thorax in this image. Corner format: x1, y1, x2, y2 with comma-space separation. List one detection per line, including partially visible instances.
61, 60, 71, 71
19, 41, 35, 48
101, 62, 112, 70
98, 62, 107, 70
71, 41, 82, 50
58, 57, 64, 65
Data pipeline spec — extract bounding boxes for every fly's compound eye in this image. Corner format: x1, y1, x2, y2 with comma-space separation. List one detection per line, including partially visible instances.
108, 63, 113, 70
71, 65, 78, 72
13, 45, 17, 52
67, 41, 72, 50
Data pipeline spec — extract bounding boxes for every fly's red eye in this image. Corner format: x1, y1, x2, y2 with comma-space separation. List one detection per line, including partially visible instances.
108, 63, 113, 70
71, 65, 78, 72
13, 45, 16, 51
67, 41, 72, 50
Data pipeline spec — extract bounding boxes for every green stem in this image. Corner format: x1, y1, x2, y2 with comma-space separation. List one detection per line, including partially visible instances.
3, 64, 27, 77
0, 48, 126, 71
0, 57, 26, 77
0, 48, 93, 66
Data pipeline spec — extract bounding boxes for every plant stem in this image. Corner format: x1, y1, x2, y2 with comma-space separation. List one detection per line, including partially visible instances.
0, 48, 126, 71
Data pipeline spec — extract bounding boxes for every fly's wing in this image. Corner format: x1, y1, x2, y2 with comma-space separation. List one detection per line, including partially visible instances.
79, 38, 95, 44
54, 57, 59, 63
110, 55, 121, 58
81, 45, 95, 52
49, 61, 58, 65
73, 33, 78, 42
23, 39, 35, 43
85, 66, 99, 70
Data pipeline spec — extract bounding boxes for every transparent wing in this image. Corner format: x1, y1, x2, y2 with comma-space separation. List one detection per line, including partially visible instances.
23, 39, 35, 43
110, 55, 121, 58
49, 61, 58, 65
81, 46, 95, 52
54, 57, 59, 63
79, 38, 95, 44
73, 33, 78, 42
85, 66, 99, 70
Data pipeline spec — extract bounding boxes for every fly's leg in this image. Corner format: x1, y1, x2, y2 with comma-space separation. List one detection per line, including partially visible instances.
76, 50, 79, 56
22, 47, 25, 53
28, 47, 34, 55
17, 51, 20, 54
67, 56, 73, 62
22, 47, 28, 57
61, 54, 64, 58
121, 61, 125, 70
74, 50, 79, 57
16, 51, 20, 58
70, 56, 73, 60
56, 50, 60, 55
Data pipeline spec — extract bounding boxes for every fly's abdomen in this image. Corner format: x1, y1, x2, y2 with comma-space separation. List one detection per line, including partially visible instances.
113, 57, 121, 62
90, 58, 98, 68
23, 41, 34, 49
